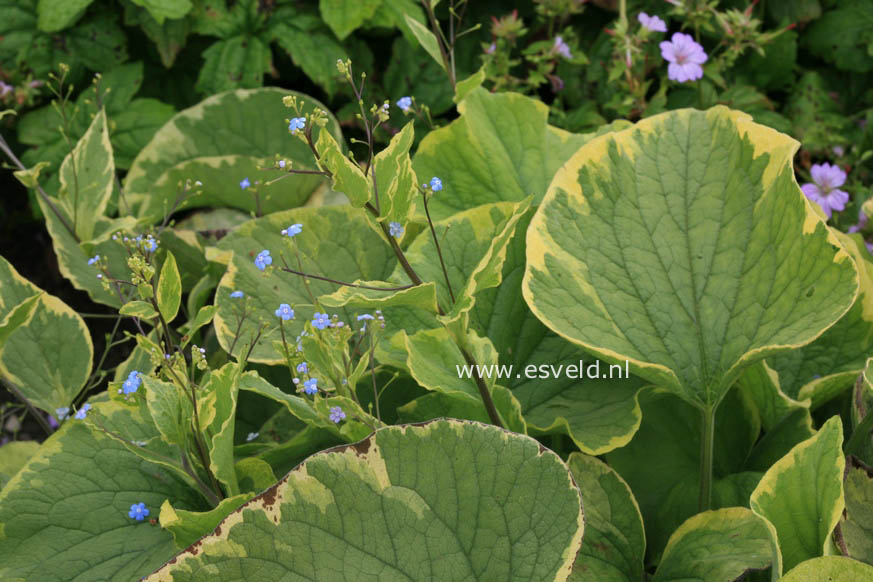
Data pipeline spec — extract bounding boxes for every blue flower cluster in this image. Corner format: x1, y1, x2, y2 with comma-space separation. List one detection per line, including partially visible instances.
128, 502, 149, 521
254, 250, 272, 271
275, 303, 294, 321
122, 371, 141, 395
282, 223, 302, 237
311, 312, 330, 330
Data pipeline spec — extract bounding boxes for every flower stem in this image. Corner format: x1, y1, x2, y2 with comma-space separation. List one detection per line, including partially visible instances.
698, 403, 716, 511
421, 190, 456, 304
458, 347, 503, 428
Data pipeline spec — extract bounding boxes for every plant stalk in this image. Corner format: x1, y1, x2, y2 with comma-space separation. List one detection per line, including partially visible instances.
698, 404, 715, 511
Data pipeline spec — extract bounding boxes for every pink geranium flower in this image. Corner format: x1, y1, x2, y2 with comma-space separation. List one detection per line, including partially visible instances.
801, 162, 849, 219
660, 32, 707, 82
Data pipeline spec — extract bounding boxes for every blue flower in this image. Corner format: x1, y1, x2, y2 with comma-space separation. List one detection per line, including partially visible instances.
356, 314, 374, 321
288, 117, 306, 134
55, 407, 70, 421
396, 96, 412, 111
87, 255, 100, 266
278, 159, 287, 168
230, 290, 244, 298
429, 177, 443, 191
329, 406, 346, 423
281, 223, 303, 237
240, 177, 251, 190
311, 312, 330, 330
128, 502, 149, 521
136, 235, 158, 253
297, 362, 308, 374
275, 303, 295, 321
303, 378, 318, 395
74, 403, 91, 420
122, 371, 141, 395
254, 250, 272, 271
388, 222, 404, 238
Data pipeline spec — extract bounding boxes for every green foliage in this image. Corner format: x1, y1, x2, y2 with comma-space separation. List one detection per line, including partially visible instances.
147, 420, 584, 581
523, 107, 858, 411
5, 1, 873, 577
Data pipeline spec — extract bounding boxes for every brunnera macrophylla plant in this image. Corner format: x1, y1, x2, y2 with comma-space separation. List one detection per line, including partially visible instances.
2, 63, 873, 582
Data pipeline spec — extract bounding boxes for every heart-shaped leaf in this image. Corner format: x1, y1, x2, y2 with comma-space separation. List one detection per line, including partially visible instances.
523, 106, 858, 412
147, 419, 584, 581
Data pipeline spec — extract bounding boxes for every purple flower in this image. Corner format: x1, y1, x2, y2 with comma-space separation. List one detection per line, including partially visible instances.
128, 502, 149, 521
553, 36, 572, 60
240, 177, 251, 190
485, 42, 496, 54
638, 12, 667, 33
329, 406, 346, 423
801, 162, 849, 219
0, 82, 12, 97
297, 362, 308, 374
660, 33, 707, 83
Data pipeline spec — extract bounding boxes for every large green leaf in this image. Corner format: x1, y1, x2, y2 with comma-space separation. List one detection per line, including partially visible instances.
319, 0, 382, 40
196, 35, 272, 95
18, 61, 173, 188
567, 453, 645, 581
0, 255, 92, 413
124, 88, 342, 220
0, 293, 93, 414
412, 88, 624, 220
213, 206, 396, 363
200, 364, 241, 496
35, 198, 134, 308
782, 556, 873, 581
652, 508, 776, 581
0, 441, 40, 492
767, 232, 873, 408
468, 209, 646, 454
58, 108, 114, 241
0, 400, 205, 581
271, 15, 348, 97
750, 416, 845, 572
804, 0, 873, 73
147, 420, 584, 581
130, 0, 193, 24
839, 466, 873, 566
36, 0, 93, 32
523, 107, 859, 412
403, 327, 525, 433
157, 251, 182, 323
606, 388, 763, 560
